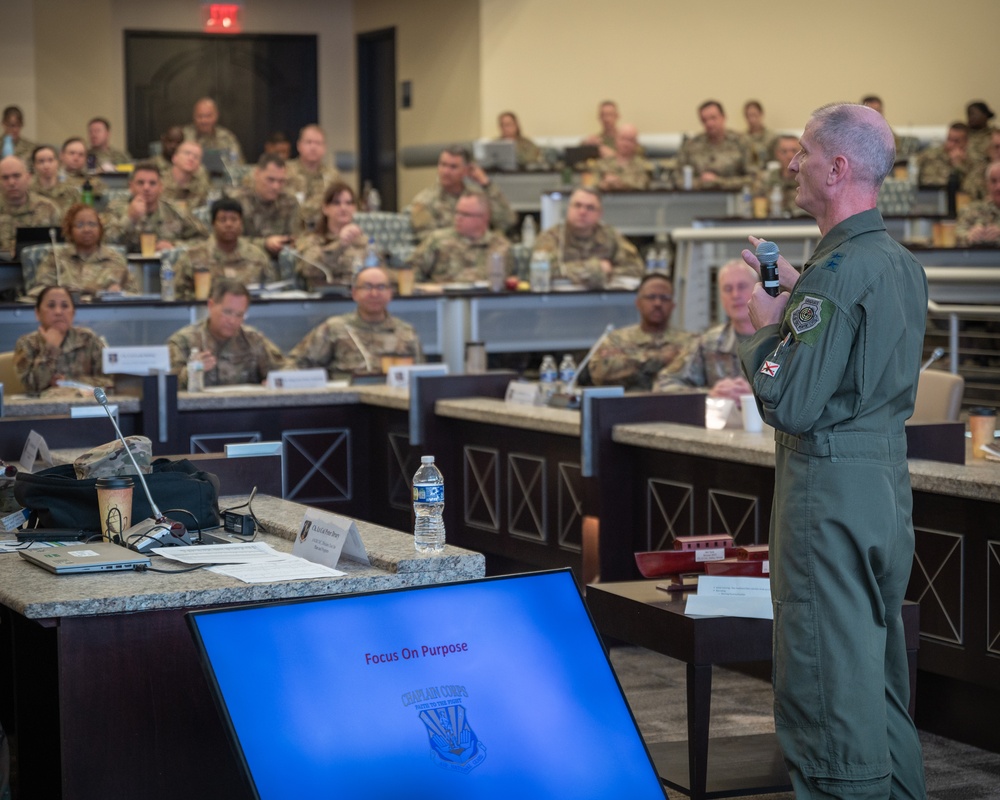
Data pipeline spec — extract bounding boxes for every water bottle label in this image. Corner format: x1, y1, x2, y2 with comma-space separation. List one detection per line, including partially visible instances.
540, 369, 557, 383
559, 369, 575, 383
413, 483, 444, 503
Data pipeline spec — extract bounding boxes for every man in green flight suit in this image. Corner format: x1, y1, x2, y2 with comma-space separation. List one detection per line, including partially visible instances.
738, 103, 927, 799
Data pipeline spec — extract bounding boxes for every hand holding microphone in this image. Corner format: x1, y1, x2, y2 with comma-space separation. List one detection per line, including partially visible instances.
743, 237, 792, 331
756, 240, 781, 297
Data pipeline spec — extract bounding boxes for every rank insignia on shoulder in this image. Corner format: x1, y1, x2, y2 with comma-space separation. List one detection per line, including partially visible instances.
788, 294, 831, 344
823, 252, 843, 272
761, 360, 780, 377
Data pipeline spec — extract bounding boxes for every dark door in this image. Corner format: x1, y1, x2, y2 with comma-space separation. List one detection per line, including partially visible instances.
357, 27, 398, 211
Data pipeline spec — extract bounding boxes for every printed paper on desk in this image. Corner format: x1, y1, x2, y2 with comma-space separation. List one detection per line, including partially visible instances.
291, 508, 370, 569
102, 346, 170, 375
265, 369, 328, 390
387, 363, 448, 389
684, 575, 773, 619
18, 429, 53, 473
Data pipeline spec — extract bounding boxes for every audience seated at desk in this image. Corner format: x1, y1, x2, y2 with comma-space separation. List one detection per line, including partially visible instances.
2, 105, 33, 162
228, 153, 303, 257
531, 187, 642, 289
30, 144, 80, 214
580, 100, 622, 159
0, 155, 60, 255
160, 139, 210, 212
173, 198, 273, 300
86, 116, 131, 169
407, 145, 515, 241
285, 124, 341, 230
496, 111, 543, 168
593, 123, 652, 191
289, 265, 423, 379
677, 99, 756, 190
956, 161, 1000, 246
579, 272, 689, 391
103, 161, 206, 252
184, 96, 245, 165
655, 259, 755, 398
293, 181, 366, 289
59, 137, 107, 200
753, 134, 806, 218
918, 122, 973, 192
154, 125, 184, 176
29, 203, 135, 297
167, 278, 284, 389
409, 191, 513, 283
14, 285, 110, 394
964, 128, 1000, 201
964, 100, 995, 167
861, 94, 918, 163
743, 99, 777, 169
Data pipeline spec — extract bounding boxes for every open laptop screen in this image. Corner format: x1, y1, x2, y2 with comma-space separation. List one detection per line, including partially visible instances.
188, 569, 667, 799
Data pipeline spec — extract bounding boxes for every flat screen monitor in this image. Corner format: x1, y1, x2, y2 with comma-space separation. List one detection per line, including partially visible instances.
187, 569, 668, 799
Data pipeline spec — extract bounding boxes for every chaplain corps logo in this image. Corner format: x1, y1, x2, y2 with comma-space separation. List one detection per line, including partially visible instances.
789, 295, 823, 335
404, 684, 487, 773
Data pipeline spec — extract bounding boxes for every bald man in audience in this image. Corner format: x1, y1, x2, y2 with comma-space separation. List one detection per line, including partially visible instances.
956, 161, 1000, 246
286, 124, 341, 229
594, 124, 652, 191
0, 155, 60, 254
677, 100, 755, 190
184, 97, 245, 165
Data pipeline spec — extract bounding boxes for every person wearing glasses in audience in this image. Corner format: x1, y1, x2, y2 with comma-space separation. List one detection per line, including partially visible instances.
578, 272, 689, 391
166, 279, 285, 389
293, 181, 366, 290
29, 203, 136, 297
30, 145, 81, 214
288, 265, 423, 379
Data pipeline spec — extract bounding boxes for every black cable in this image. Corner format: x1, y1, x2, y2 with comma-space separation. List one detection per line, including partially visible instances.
136, 562, 224, 574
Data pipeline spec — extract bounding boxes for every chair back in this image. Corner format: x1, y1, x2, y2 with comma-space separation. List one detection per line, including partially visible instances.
0, 351, 26, 394
912, 369, 964, 422
19, 243, 53, 293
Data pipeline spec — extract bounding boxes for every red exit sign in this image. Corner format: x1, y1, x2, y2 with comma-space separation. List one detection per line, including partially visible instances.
202, 4, 242, 34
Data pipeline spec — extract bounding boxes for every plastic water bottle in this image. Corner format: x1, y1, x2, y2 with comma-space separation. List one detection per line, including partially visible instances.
412, 455, 445, 553
489, 250, 506, 292
530, 251, 551, 292
769, 184, 784, 219
363, 236, 380, 268
539, 355, 558, 402
160, 259, 175, 301
740, 184, 753, 219
187, 349, 204, 392
366, 186, 381, 212
521, 215, 536, 248
81, 178, 94, 207
558, 353, 577, 393
645, 247, 658, 273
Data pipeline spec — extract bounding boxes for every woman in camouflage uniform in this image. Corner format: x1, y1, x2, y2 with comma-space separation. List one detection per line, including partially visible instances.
293, 182, 367, 290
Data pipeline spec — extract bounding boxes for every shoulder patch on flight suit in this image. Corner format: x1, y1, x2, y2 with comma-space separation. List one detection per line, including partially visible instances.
788, 295, 833, 345
823, 251, 843, 272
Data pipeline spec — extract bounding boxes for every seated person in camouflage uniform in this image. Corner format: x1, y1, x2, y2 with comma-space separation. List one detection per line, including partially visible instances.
581, 100, 621, 159
409, 191, 513, 284
59, 138, 107, 201
496, 111, 543, 168
286, 124, 341, 231
229, 153, 303, 257
167, 279, 285, 390
30, 203, 136, 297
753, 135, 806, 218
160, 139, 210, 212
655, 260, 756, 399
530, 187, 643, 289
957, 161, 1000, 246
102, 161, 206, 252
594, 123, 652, 191
86, 117, 131, 170
184, 97, 245, 165
172, 198, 274, 300
289, 265, 423, 378
917, 123, 970, 189
407, 145, 515, 241
0, 155, 60, 255
578, 272, 690, 392
676, 100, 756, 190
964, 128, 1000, 201
2, 105, 34, 161
293, 181, 366, 289
30, 145, 80, 214
743, 100, 777, 170
155, 126, 184, 175
14, 285, 111, 394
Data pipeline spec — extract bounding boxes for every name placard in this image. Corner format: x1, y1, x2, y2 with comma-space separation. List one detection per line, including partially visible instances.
265, 369, 328, 390
291, 508, 371, 569
103, 346, 170, 376
386, 363, 448, 389
505, 380, 541, 407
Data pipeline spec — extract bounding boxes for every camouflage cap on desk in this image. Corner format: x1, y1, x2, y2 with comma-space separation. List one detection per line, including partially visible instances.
73, 436, 152, 480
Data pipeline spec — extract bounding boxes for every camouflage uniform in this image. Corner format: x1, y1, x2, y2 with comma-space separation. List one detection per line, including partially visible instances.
583, 324, 691, 391
409, 227, 513, 283
14, 325, 110, 394
0, 192, 61, 253
167, 319, 285, 389
102, 197, 207, 252
289, 311, 423, 378
228, 185, 303, 253
753, 170, 806, 218
956, 200, 1000, 246
172, 238, 275, 300
593, 155, 652, 190
285, 160, 341, 229
676, 130, 756, 190
966, 126, 994, 167
9, 137, 34, 162
294, 231, 365, 289
407, 182, 516, 240
30, 178, 81, 215
160, 166, 211, 211
745, 128, 777, 169
88, 145, 132, 167
182, 124, 245, 165
61, 170, 108, 200
531, 222, 643, 289
654, 322, 750, 392
30, 245, 137, 296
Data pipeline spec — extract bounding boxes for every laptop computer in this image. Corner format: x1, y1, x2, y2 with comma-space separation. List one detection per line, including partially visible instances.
480, 140, 518, 171
19, 541, 151, 574
563, 144, 601, 168
14, 226, 64, 258
187, 569, 668, 799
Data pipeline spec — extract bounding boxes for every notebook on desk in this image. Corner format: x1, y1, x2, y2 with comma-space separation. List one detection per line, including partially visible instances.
19, 541, 150, 574
187, 569, 667, 799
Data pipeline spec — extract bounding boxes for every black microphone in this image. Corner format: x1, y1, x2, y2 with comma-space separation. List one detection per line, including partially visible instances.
755, 240, 781, 297
93, 388, 192, 552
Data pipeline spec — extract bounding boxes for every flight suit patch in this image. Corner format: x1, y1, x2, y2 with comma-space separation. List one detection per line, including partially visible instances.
788, 295, 832, 345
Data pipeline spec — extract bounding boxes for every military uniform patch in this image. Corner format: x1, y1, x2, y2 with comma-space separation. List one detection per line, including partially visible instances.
788, 295, 832, 345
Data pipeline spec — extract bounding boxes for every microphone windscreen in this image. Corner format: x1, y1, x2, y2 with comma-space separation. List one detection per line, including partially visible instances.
755, 240, 779, 266
94, 388, 108, 405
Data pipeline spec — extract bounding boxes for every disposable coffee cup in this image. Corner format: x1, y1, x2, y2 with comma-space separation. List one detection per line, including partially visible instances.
139, 232, 157, 258
96, 476, 134, 543
740, 393, 763, 433
395, 267, 415, 297
193, 268, 212, 300
969, 407, 997, 459
465, 341, 486, 374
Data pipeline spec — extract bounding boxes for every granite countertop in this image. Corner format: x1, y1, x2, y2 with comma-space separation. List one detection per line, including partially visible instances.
5, 391, 141, 416
435, 397, 580, 436
0, 494, 484, 620
175, 383, 411, 411
613, 421, 1000, 502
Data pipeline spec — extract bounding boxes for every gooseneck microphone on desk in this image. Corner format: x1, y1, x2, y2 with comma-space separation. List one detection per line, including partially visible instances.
921, 347, 945, 372
93, 387, 193, 552
755, 240, 781, 297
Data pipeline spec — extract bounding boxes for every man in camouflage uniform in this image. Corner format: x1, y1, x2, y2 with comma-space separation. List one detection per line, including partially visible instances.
173, 198, 274, 300
229, 153, 303, 256
103, 161, 206, 252
580, 100, 621, 158
155, 126, 184, 175
965, 101, 995, 167
409, 192, 513, 283
594, 124, 652, 191
289, 265, 423, 378
964, 128, 1000, 201
161, 140, 211, 211
286, 125, 341, 230
655, 260, 756, 398
677, 100, 756, 191
59, 138, 108, 200
531, 187, 643, 288
0, 156, 60, 254
754, 135, 806, 218
956, 161, 1000, 246
407, 145, 515, 241
167, 279, 284, 389
87, 117, 131, 169
184, 97, 245, 165
579, 272, 689, 391
30, 145, 80, 214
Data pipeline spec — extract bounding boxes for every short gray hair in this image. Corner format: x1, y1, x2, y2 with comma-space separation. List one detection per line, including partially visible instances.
809, 103, 895, 190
